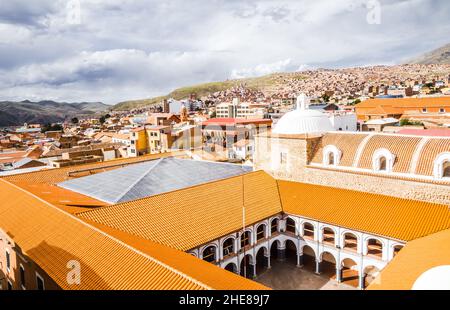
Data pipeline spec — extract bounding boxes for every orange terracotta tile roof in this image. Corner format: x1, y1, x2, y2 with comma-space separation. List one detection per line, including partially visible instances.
368, 228, 450, 290
365, 106, 402, 115
0, 178, 267, 290
415, 138, 450, 176
310, 132, 369, 166
77, 171, 283, 251
278, 180, 450, 241
357, 134, 422, 173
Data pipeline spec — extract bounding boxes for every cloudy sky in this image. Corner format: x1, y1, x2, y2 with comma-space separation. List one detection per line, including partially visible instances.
0, 0, 449, 104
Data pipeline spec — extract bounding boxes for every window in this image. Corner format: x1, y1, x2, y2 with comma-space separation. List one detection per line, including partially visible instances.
303, 223, 315, 238
328, 152, 335, 165
20, 265, 26, 289
36, 273, 45, 291
202, 246, 217, 263
439, 108, 446, 113
240, 231, 251, 248
222, 238, 234, 257
256, 225, 266, 241
444, 161, 450, 178
422, 108, 427, 113
280, 152, 287, 164
285, 218, 296, 234
379, 157, 387, 171
271, 218, 279, 233
5, 250, 10, 271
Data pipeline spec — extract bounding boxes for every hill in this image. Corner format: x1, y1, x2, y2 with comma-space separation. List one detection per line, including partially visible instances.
407, 43, 450, 65
0, 100, 108, 127
112, 74, 284, 111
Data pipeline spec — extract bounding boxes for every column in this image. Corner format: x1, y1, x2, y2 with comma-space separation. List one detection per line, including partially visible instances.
358, 273, 365, 290
266, 255, 271, 269
336, 267, 342, 283
296, 254, 303, 267
277, 245, 286, 261
251, 263, 257, 279
315, 260, 321, 275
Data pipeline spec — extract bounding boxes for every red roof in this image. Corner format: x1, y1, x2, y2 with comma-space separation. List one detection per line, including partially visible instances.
398, 129, 450, 137
201, 118, 272, 126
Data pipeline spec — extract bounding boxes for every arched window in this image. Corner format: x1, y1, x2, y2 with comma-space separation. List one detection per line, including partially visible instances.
323, 145, 341, 166
202, 246, 217, 263
443, 161, 450, 178
373, 148, 395, 173
285, 218, 296, 234
343, 233, 358, 251
322, 227, 335, 244
303, 222, 315, 238
241, 231, 251, 248
222, 238, 234, 257
393, 245, 403, 257
367, 239, 383, 258
328, 153, 335, 165
433, 153, 450, 179
256, 224, 266, 241
379, 157, 387, 171
271, 218, 279, 234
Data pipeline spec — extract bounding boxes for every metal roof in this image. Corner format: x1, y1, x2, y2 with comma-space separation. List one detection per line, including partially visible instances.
58, 157, 252, 204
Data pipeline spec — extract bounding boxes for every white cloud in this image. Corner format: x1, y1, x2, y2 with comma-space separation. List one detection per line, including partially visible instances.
0, 0, 449, 104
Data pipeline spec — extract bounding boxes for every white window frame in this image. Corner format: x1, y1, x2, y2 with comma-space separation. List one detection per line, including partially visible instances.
433, 152, 450, 179
372, 148, 396, 173
19, 263, 26, 290
35, 272, 45, 291
322, 145, 342, 166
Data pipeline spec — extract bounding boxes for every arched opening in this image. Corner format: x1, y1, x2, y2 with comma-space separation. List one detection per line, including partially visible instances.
303, 222, 315, 239
367, 239, 383, 258
285, 218, 296, 235
222, 238, 235, 258
224, 262, 237, 273
240, 254, 253, 279
301, 245, 316, 272
328, 152, 335, 165
270, 218, 279, 234
256, 247, 268, 275
443, 161, 450, 177
341, 258, 359, 287
202, 245, 217, 263
343, 233, 358, 252
379, 157, 387, 171
322, 227, 335, 244
393, 245, 404, 257
364, 266, 381, 288
285, 240, 297, 265
320, 252, 337, 280
270, 240, 280, 261
256, 224, 267, 242
240, 231, 251, 249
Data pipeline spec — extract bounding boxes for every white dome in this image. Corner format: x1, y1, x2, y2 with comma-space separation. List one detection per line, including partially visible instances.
273, 94, 334, 135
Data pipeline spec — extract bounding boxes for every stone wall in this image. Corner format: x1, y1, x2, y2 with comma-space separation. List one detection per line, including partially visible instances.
254, 134, 450, 206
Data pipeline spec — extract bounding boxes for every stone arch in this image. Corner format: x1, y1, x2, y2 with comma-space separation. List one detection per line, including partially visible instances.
224, 262, 238, 273
433, 152, 450, 179
342, 231, 359, 252
201, 244, 218, 263
364, 236, 385, 258
300, 244, 316, 272
239, 229, 253, 248
221, 236, 236, 257
323, 145, 342, 166
392, 243, 404, 257
285, 216, 297, 235
301, 221, 316, 239
270, 217, 280, 234
321, 226, 336, 244
240, 254, 255, 278
363, 265, 381, 288
372, 148, 396, 172
255, 223, 268, 242
340, 258, 359, 287
255, 246, 269, 275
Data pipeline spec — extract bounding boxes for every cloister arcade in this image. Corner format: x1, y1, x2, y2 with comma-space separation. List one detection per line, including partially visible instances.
189, 214, 405, 290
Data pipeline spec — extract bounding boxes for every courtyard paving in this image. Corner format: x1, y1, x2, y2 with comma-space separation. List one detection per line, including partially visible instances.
254, 260, 357, 290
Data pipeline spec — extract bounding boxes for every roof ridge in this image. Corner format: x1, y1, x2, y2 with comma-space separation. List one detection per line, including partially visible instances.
0, 178, 213, 290
114, 158, 164, 203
